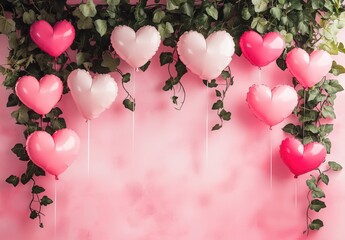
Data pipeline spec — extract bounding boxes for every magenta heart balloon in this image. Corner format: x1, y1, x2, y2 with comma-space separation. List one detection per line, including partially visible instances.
246, 84, 298, 127
15, 75, 63, 115
240, 30, 285, 67
280, 137, 326, 177
286, 48, 332, 88
26, 129, 80, 179
177, 30, 235, 80
30, 20, 75, 57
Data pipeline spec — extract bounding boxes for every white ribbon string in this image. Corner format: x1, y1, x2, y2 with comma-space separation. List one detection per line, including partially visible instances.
206, 83, 209, 171
54, 180, 57, 240
87, 120, 90, 178
294, 179, 298, 208
132, 69, 137, 158
269, 128, 273, 190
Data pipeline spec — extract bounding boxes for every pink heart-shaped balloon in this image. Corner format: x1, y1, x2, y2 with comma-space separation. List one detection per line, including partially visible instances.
286, 48, 332, 88
280, 137, 326, 177
15, 75, 63, 115
177, 30, 235, 80
30, 20, 75, 57
240, 31, 285, 67
246, 84, 298, 127
111, 25, 161, 69
67, 69, 118, 120
26, 129, 80, 179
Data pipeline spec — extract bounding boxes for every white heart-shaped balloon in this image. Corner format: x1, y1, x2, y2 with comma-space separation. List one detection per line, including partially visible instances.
111, 25, 161, 69
67, 69, 118, 120
177, 30, 235, 80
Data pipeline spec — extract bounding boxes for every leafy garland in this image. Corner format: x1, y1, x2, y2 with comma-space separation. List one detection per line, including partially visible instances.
0, 0, 344, 233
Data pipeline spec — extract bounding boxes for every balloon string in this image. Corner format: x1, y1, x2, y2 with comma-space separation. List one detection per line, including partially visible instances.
294, 178, 298, 209
269, 128, 273, 190
132, 69, 136, 158
87, 120, 90, 178
303, 90, 306, 140
54, 180, 57, 240
206, 82, 209, 171
258, 67, 261, 81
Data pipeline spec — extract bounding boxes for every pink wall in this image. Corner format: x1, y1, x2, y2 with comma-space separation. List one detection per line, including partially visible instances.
0, 9, 345, 240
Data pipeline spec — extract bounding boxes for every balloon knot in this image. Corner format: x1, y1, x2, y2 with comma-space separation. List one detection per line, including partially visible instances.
55, 176, 59, 180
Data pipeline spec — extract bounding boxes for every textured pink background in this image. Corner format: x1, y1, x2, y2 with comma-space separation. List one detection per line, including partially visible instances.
1, 3, 345, 239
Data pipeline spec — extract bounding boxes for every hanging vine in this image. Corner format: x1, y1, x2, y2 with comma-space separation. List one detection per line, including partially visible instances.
0, 0, 344, 232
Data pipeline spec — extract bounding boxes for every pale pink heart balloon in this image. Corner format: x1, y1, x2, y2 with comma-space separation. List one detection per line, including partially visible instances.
111, 25, 161, 69
26, 129, 80, 179
280, 137, 326, 177
30, 20, 75, 57
286, 48, 332, 88
240, 30, 285, 67
67, 69, 118, 120
177, 30, 235, 80
246, 84, 298, 127
15, 75, 63, 115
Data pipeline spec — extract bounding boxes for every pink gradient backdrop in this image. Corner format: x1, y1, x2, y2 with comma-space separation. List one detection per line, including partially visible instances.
1, 3, 345, 239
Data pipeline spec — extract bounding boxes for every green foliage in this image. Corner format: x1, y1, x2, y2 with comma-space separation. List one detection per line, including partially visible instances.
0, 0, 344, 232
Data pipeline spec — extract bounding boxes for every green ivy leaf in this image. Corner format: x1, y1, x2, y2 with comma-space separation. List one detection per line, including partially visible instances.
212, 100, 223, 110
0, 16, 16, 34
206, 5, 218, 20
153, 9, 166, 23
282, 123, 300, 136
219, 109, 231, 121
215, 90, 222, 97
310, 199, 326, 212
30, 211, 38, 219
306, 177, 317, 190
212, 124, 222, 131
328, 161, 343, 171
330, 61, 345, 76
203, 80, 218, 88
241, 7, 251, 20
172, 96, 178, 104
321, 105, 336, 119
223, 3, 232, 20
312, 186, 325, 198
123, 99, 135, 111
122, 73, 131, 83
309, 219, 324, 230
11, 106, 29, 124
321, 138, 332, 154
94, 19, 107, 37
23, 10, 36, 25
106, 0, 120, 6
40, 196, 53, 206
181, 3, 193, 17
160, 52, 173, 66
101, 52, 119, 72
162, 78, 173, 91
5, 175, 19, 187
79, 0, 97, 18
175, 59, 187, 77
51, 118, 66, 131
158, 22, 174, 40
11, 143, 30, 161
140, 61, 151, 72
324, 79, 344, 94
252, 0, 269, 13
32, 185, 45, 194
270, 7, 282, 20
320, 173, 329, 185
20, 173, 31, 185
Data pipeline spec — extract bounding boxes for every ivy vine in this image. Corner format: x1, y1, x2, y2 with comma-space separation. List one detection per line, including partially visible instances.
0, 0, 344, 233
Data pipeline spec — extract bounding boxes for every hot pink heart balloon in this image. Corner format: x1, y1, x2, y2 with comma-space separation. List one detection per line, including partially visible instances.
67, 69, 118, 120
286, 48, 332, 88
26, 129, 80, 179
15, 75, 63, 115
111, 25, 161, 69
246, 84, 298, 127
177, 30, 235, 80
280, 137, 326, 177
30, 20, 75, 57
240, 31, 285, 67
